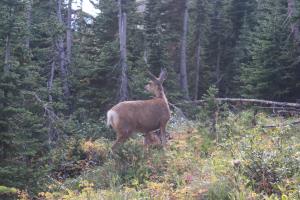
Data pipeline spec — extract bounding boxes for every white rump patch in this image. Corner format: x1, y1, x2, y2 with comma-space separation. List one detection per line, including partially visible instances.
107, 110, 118, 127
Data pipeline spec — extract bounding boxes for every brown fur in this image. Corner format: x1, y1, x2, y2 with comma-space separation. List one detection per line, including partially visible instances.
107, 69, 170, 151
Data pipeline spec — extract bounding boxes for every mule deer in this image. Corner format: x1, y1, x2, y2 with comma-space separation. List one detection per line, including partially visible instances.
107, 69, 170, 151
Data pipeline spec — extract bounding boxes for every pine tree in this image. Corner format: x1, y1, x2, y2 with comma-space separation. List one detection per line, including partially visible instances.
0, 0, 49, 191
240, 0, 300, 100
205, 0, 232, 96
228, 0, 258, 96
72, 0, 119, 117
144, 0, 167, 75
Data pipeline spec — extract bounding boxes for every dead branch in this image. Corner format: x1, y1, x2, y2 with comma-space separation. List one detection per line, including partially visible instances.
26, 91, 60, 121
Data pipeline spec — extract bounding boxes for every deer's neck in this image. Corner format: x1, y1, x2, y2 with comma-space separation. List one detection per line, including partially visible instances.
155, 89, 169, 106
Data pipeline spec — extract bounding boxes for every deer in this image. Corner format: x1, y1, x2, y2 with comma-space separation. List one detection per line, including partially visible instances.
107, 69, 171, 151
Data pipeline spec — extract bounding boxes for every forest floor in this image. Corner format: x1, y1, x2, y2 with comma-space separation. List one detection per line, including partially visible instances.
15, 110, 300, 200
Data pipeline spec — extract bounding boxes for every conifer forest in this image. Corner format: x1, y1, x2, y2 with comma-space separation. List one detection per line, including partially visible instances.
0, 0, 300, 199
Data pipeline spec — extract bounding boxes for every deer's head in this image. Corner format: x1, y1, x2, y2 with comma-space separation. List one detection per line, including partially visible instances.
145, 69, 167, 98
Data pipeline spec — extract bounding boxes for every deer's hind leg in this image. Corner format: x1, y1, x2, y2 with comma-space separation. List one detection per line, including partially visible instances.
112, 131, 131, 152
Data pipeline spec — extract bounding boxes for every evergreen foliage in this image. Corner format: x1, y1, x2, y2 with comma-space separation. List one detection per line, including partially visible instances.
240, 0, 300, 101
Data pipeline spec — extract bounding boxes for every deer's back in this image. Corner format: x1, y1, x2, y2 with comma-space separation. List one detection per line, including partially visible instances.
111, 99, 170, 133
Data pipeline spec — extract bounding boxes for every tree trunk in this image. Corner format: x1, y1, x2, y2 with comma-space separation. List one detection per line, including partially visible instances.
287, 0, 300, 42
56, 0, 71, 102
4, 34, 11, 74
47, 62, 57, 146
25, 0, 32, 49
48, 62, 55, 103
66, 0, 73, 67
216, 39, 221, 89
118, 0, 129, 102
194, 32, 202, 100
179, 0, 190, 100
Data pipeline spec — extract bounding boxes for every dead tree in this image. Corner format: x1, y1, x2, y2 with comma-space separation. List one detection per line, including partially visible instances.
179, 0, 190, 100
4, 34, 11, 74
66, 0, 73, 67
25, 0, 32, 49
47, 61, 58, 146
56, 0, 71, 102
212, 0, 222, 90
118, 0, 129, 102
287, 0, 300, 42
194, 31, 202, 100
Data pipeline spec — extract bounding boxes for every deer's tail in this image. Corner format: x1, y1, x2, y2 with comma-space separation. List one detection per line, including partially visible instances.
107, 110, 118, 128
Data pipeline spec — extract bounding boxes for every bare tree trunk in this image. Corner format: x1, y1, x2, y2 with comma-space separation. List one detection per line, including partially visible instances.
287, 0, 300, 42
4, 34, 11, 74
194, 32, 202, 100
56, 0, 71, 101
118, 0, 129, 102
25, 0, 32, 49
66, 0, 73, 66
47, 62, 57, 145
179, 0, 190, 100
48, 62, 55, 103
216, 39, 221, 89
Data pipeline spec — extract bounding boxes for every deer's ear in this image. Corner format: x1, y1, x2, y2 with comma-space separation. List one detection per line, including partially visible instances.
147, 70, 160, 83
158, 68, 167, 83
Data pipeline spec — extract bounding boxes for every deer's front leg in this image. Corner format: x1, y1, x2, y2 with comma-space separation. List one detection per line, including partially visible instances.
160, 125, 167, 146
144, 131, 161, 147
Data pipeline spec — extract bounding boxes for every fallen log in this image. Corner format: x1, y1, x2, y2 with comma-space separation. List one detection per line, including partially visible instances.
255, 106, 300, 111
262, 120, 300, 128
180, 98, 300, 108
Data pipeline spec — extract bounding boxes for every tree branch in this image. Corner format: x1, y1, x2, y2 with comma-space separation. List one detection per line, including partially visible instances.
26, 91, 60, 121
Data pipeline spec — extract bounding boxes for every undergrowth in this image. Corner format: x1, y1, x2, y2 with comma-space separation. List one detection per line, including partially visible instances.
13, 109, 300, 200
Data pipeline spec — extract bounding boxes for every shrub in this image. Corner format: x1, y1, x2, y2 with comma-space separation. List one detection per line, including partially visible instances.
81, 138, 111, 163
238, 126, 300, 197
198, 132, 214, 157
0, 185, 18, 200
70, 118, 115, 140
207, 179, 233, 200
